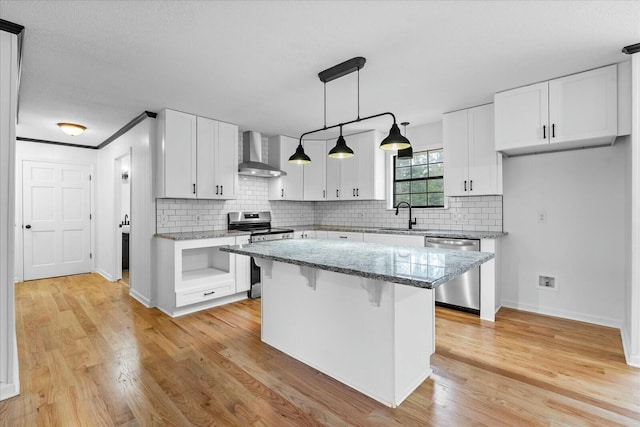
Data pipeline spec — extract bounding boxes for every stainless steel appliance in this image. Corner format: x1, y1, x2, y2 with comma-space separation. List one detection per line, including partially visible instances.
227, 211, 293, 298
425, 237, 480, 314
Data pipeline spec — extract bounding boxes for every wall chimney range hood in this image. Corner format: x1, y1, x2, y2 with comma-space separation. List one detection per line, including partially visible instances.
238, 131, 286, 178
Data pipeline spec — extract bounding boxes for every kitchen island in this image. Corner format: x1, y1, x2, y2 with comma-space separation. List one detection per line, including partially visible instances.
221, 239, 494, 407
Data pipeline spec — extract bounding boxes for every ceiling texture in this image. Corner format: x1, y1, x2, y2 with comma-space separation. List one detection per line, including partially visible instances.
2, 0, 639, 147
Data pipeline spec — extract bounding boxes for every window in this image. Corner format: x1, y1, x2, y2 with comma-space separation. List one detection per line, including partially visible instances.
393, 149, 444, 208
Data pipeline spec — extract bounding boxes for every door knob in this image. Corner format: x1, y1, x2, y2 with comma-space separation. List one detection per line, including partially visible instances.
25, 225, 31, 229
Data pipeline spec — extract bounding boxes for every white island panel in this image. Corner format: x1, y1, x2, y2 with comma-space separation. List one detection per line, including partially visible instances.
259, 259, 434, 408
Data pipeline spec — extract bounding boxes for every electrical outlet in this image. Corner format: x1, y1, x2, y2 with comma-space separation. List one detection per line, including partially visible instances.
537, 211, 547, 223
538, 275, 557, 290
161, 215, 168, 223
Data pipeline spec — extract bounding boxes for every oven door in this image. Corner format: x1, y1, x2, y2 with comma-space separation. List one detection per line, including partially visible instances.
250, 257, 261, 298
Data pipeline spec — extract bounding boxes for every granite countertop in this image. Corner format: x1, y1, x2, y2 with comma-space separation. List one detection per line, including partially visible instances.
290, 225, 506, 240
221, 239, 494, 289
155, 230, 251, 241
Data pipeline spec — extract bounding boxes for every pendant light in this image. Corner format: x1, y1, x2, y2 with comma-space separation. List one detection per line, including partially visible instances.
328, 126, 354, 159
288, 142, 311, 164
379, 122, 411, 151
293, 56, 412, 163
57, 122, 87, 136
397, 122, 413, 159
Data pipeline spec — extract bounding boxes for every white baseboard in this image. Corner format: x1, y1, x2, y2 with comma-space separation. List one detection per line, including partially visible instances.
129, 288, 153, 308
158, 293, 248, 318
621, 327, 640, 367
501, 300, 622, 329
94, 268, 113, 282
0, 382, 19, 401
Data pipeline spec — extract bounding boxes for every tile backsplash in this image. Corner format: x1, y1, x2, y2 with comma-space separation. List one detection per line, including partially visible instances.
156, 176, 315, 233
156, 132, 502, 233
156, 182, 502, 233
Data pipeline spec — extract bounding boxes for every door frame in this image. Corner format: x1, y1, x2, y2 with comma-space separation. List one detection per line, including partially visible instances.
113, 151, 131, 283
15, 157, 95, 282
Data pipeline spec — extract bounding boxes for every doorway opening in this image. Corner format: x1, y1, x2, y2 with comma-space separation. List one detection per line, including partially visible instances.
115, 152, 131, 286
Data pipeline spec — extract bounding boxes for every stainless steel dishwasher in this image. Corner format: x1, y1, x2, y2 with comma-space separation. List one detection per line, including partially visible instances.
425, 237, 480, 314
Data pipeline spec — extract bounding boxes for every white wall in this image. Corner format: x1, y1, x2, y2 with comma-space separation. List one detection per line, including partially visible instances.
622, 53, 640, 366
1, 29, 19, 401
501, 143, 628, 327
96, 118, 155, 306
14, 142, 98, 282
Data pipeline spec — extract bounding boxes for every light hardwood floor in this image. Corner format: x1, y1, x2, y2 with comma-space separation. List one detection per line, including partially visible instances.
1, 273, 639, 426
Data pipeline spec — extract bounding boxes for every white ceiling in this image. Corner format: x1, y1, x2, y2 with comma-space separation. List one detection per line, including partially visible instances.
2, 0, 639, 147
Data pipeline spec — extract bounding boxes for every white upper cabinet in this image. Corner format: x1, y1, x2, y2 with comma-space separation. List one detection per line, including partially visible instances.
157, 109, 238, 199
444, 104, 502, 196
326, 131, 385, 201
303, 140, 327, 201
548, 65, 618, 144
196, 117, 238, 199
495, 64, 617, 155
268, 135, 304, 200
325, 138, 340, 200
494, 82, 548, 152
157, 109, 197, 198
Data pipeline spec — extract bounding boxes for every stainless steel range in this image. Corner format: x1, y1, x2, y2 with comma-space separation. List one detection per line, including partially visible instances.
228, 212, 293, 298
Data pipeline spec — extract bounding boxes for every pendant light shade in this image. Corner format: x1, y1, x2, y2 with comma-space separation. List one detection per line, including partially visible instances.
380, 123, 411, 150
288, 143, 311, 164
397, 146, 413, 159
328, 134, 354, 159
397, 121, 413, 159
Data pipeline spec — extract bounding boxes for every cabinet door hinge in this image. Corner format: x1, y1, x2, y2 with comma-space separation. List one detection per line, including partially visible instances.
90, 253, 93, 259
89, 175, 92, 181
89, 214, 92, 220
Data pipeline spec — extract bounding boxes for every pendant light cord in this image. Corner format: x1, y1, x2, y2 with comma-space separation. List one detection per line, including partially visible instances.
324, 82, 327, 129
357, 67, 360, 120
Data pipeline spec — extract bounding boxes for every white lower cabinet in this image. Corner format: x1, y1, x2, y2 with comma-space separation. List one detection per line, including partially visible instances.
294, 230, 317, 239
326, 231, 363, 241
156, 236, 248, 317
362, 233, 424, 247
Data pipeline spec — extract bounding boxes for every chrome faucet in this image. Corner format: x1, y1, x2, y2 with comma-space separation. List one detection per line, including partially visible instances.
124, 214, 129, 225
394, 201, 417, 230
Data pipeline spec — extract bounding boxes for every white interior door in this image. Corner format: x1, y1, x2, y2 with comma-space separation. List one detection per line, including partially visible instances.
23, 161, 92, 280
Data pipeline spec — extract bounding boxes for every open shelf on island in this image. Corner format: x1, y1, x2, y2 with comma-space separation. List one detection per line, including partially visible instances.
181, 246, 231, 282
182, 267, 228, 282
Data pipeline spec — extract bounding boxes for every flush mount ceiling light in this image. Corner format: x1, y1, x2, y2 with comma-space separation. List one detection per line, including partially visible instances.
57, 122, 87, 136
289, 56, 411, 164
397, 122, 413, 160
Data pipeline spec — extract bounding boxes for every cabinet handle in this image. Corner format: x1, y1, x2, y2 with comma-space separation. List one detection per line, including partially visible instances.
552, 123, 556, 138
220, 185, 223, 195
353, 188, 356, 197
281, 188, 284, 198
339, 236, 348, 239
323, 190, 326, 199
204, 291, 215, 296
215, 185, 219, 195
464, 180, 467, 191
543, 125, 546, 139
356, 188, 359, 197
193, 183, 196, 194
336, 189, 339, 198
470, 180, 473, 191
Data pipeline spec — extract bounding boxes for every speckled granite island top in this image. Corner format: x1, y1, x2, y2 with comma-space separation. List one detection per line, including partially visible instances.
221, 239, 494, 289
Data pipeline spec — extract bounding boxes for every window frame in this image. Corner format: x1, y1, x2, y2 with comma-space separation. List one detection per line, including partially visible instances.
391, 148, 445, 209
